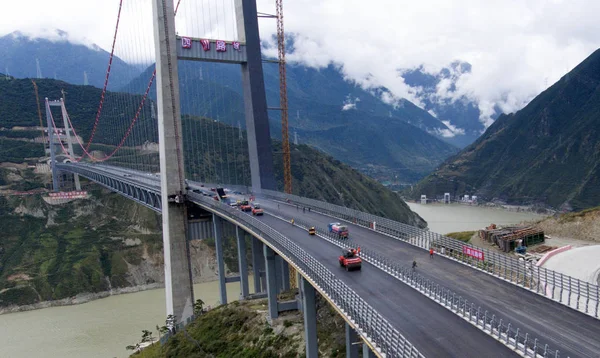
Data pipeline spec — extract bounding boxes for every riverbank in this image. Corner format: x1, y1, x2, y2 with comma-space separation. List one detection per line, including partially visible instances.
0, 272, 247, 315
0, 283, 164, 315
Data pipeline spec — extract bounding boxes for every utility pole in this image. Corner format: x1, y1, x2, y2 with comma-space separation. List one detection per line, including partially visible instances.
152, 0, 195, 325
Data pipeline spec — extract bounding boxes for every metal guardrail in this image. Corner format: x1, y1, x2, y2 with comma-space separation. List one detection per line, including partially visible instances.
278, 213, 559, 358
188, 192, 424, 358
262, 190, 600, 319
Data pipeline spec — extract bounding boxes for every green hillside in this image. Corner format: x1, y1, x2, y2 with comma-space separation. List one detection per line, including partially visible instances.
409, 48, 600, 210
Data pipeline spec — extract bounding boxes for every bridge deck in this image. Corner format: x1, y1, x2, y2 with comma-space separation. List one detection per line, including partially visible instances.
260, 199, 600, 358
256, 211, 515, 357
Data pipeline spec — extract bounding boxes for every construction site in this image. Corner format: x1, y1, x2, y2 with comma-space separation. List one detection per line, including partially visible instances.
478, 224, 545, 253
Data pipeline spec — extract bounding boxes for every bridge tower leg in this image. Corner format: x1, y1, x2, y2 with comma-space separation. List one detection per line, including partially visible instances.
152, 0, 194, 325
345, 323, 360, 358
236, 226, 249, 299
59, 99, 81, 190
251, 237, 264, 294
263, 245, 279, 319
363, 343, 377, 358
213, 215, 227, 305
44, 98, 59, 192
235, 0, 276, 193
301, 276, 318, 358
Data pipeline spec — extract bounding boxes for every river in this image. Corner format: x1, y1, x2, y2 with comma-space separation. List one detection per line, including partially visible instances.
0, 205, 546, 358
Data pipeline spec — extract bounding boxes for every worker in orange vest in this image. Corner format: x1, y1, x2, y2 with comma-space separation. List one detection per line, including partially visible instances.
429, 248, 434, 259
357, 246, 361, 256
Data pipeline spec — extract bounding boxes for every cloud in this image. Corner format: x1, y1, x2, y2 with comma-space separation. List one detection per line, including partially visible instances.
342, 95, 360, 111
255, 0, 600, 126
2, 0, 600, 124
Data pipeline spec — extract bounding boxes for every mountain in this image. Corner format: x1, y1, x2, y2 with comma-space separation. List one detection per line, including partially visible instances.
400, 61, 501, 147
409, 49, 600, 211
123, 61, 458, 182
0, 76, 425, 224
0, 30, 141, 90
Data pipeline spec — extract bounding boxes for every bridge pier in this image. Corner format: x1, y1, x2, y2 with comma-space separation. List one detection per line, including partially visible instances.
236, 226, 249, 299
281, 261, 290, 291
213, 215, 227, 305
301, 276, 318, 358
345, 323, 360, 358
263, 245, 279, 319
275, 255, 284, 293
251, 237, 264, 293
296, 271, 304, 312
363, 343, 377, 358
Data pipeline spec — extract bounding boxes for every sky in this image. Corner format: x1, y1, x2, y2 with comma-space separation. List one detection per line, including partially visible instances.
2, 0, 600, 128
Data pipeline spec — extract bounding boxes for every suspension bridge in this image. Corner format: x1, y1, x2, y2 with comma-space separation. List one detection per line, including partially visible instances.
38, 0, 600, 357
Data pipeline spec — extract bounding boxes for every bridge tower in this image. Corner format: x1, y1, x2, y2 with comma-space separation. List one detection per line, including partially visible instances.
44, 98, 81, 192
152, 0, 195, 326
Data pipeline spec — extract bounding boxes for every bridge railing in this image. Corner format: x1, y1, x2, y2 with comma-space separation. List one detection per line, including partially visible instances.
262, 189, 600, 319
273, 212, 559, 358
188, 192, 424, 358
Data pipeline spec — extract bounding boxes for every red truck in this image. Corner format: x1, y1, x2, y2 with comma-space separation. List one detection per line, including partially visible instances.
251, 203, 264, 216
339, 249, 362, 271
328, 222, 349, 238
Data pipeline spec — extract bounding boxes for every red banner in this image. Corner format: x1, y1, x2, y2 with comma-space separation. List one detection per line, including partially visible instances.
462, 246, 485, 261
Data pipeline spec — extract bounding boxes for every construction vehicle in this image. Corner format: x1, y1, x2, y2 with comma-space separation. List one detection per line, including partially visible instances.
251, 203, 264, 216
328, 222, 349, 238
240, 200, 252, 212
339, 249, 362, 271
308, 227, 316, 235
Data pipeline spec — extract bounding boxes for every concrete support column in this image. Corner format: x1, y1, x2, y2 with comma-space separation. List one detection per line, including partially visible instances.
281, 262, 290, 291
251, 237, 263, 293
296, 271, 304, 312
236, 226, 249, 299
275, 255, 283, 293
213, 215, 227, 305
264, 245, 279, 319
363, 343, 377, 358
152, 0, 194, 325
301, 277, 318, 358
346, 323, 360, 358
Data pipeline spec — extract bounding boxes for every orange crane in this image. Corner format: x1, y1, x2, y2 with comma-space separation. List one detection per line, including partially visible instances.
31, 80, 46, 154
275, 0, 297, 288
276, 0, 292, 195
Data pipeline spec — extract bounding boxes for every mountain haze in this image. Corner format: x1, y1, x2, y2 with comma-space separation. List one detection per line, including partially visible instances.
410, 48, 600, 210
124, 61, 458, 182
0, 30, 141, 90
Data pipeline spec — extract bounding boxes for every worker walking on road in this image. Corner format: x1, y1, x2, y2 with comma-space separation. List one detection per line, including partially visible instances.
303, 207, 305, 213
429, 248, 434, 259
412, 260, 417, 272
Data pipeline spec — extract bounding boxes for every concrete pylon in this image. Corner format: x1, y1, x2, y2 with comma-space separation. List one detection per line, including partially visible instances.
234, 0, 276, 193
152, 0, 194, 325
